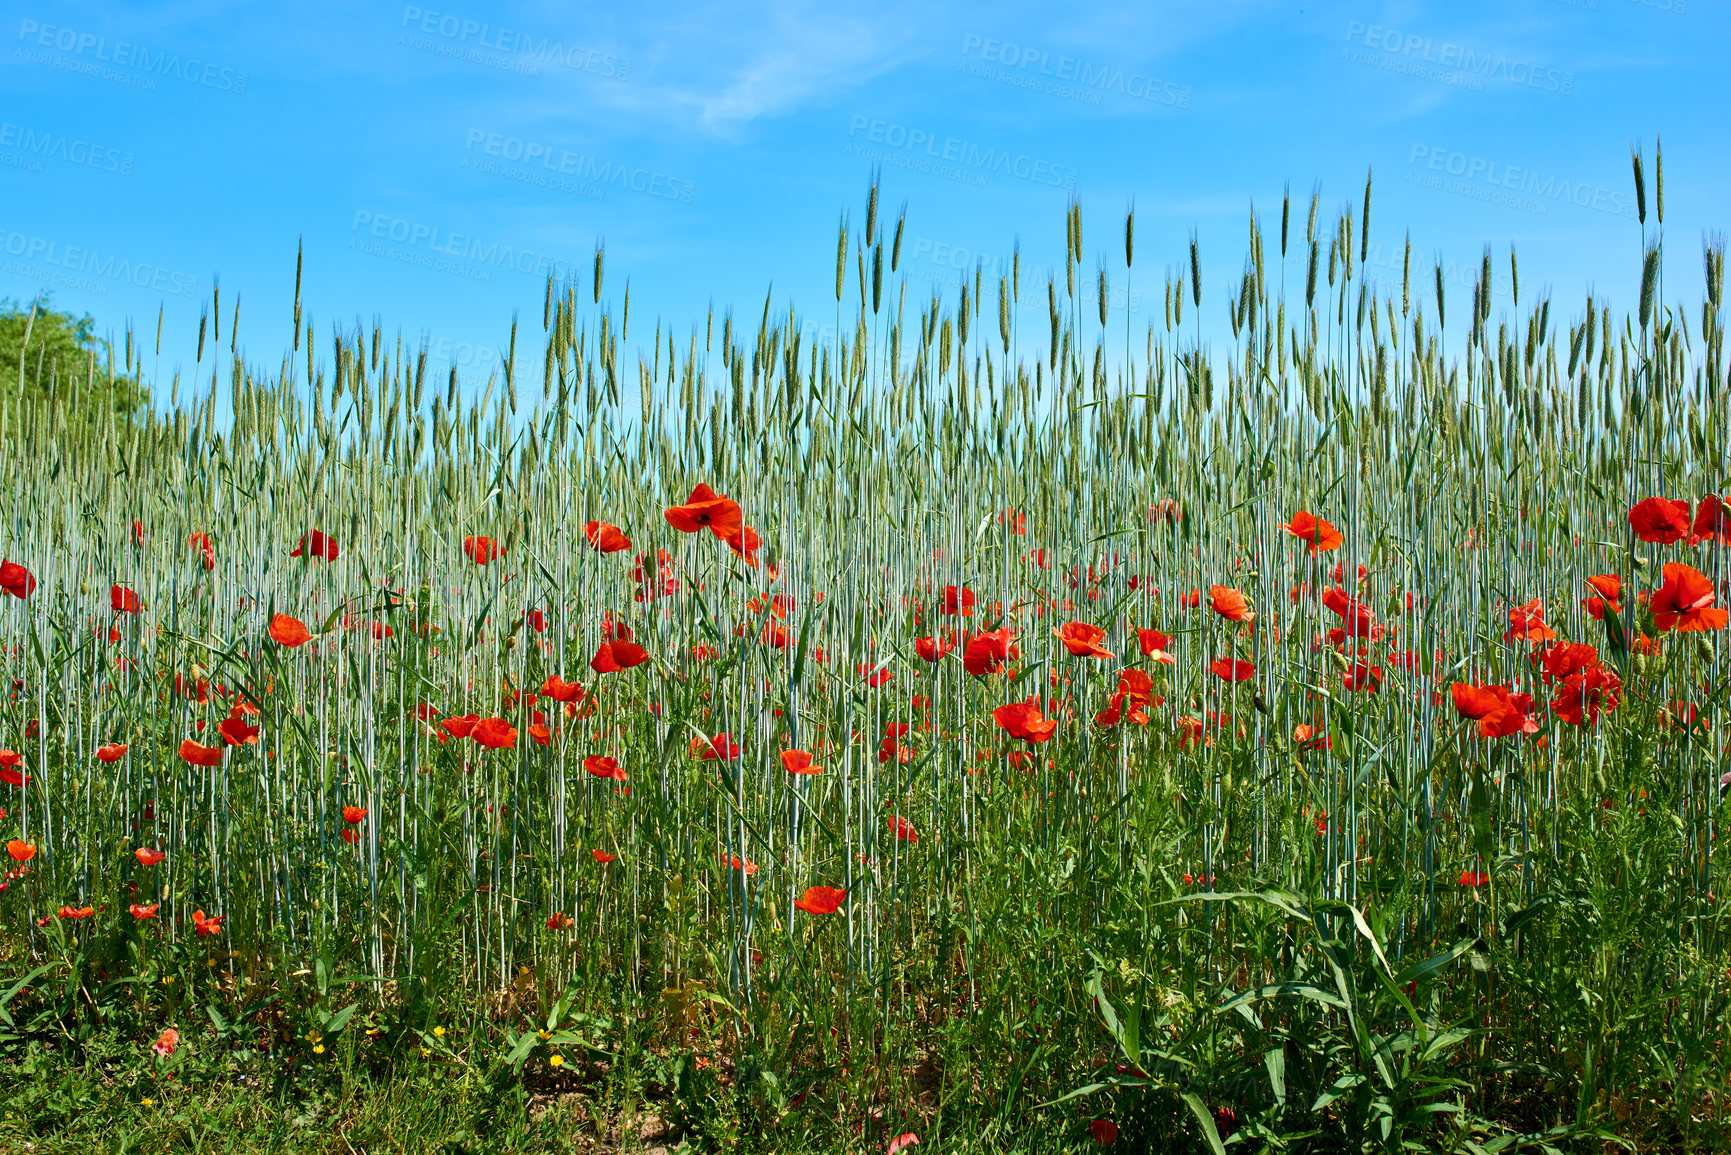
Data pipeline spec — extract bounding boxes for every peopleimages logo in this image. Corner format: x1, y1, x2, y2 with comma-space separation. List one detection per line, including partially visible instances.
0, 122, 133, 175
422, 334, 500, 372
0, 228, 201, 298
959, 35, 1191, 108
461, 131, 695, 203
15, 19, 249, 94
399, 7, 630, 80
844, 116, 1077, 189
1407, 144, 1637, 219
1343, 21, 1574, 95
349, 211, 577, 282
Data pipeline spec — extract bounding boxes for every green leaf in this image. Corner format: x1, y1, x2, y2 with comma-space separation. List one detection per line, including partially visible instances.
1392, 939, 1475, 987
1502, 898, 1553, 938
1163, 889, 1314, 923
1264, 1047, 1287, 1107
320, 1002, 359, 1035
504, 1029, 538, 1072
1180, 1092, 1226, 1155
1033, 1080, 1134, 1109
1312, 1072, 1365, 1111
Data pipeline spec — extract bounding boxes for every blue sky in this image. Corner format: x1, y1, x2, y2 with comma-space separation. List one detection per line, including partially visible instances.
2, 0, 1724, 405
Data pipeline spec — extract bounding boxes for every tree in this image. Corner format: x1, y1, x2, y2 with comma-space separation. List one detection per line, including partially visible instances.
0, 294, 146, 421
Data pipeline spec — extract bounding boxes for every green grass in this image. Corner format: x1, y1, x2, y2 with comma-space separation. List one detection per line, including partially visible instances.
1, 177, 1729, 1153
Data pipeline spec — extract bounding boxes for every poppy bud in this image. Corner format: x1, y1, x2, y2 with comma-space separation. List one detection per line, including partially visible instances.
1252, 692, 1270, 715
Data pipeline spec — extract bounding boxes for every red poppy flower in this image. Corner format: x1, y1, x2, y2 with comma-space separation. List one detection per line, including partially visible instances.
1450, 682, 1539, 738
1094, 689, 1139, 728
1332, 561, 1369, 585
0, 559, 36, 600
857, 662, 894, 688
1110, 669, 1156, 718
1208, 585, 1254, 623
129, 903, 160, 920
1179, 588, 1201, 609
178, 739, 224, 768
876, 733, 914, 764
192, 909, 223, 935
1148, 499, 1182, 525
1505, 599, 1557, 644
591, 849, 618, 864
1628, 497, 1691, 544
1089, 1119, 1120, 1147
583, 520, 632, 553
1211, 658, 1256, 682
187, 532, 216, 570
1321, 587, 1377, 637
664, 483, 743, 538
890, 815, 918, 843
780, 749, 821, 775
1343, 662, 1383, 693
540, 675, 584, 702
1174, 715, 1208, 748
441, 713, 481, 739
748, 620, 787, 648
962, 628, 1018, 676
720, 854, 760, 875
1692, 496, 1731, 546
290, 530, 339, 561
724, 526, 762, 567
1136, 628, 1176, 664
1279, 511, 1344, 553
585, 755, 626, 780
993, 694, 1059, 743
218, 714, 259, 746
700, 733, 741, 761
1650, 563, 1728, 632
546, 912, 574, 929
794, 885, 846, 914
111, 585, 141, 614
1458, 870, 1490, 887
6, 840, 35, 862
1551, 667, 1622, 726
590, 638, 650, 673
998, 508, 1026, 535
269, 613, 311, 648
914, 634, 954, 662
1293, 724, 1331, 752
341, 806, 367, 825
1055, 621, 1114, 659
1539, 642, 1600, 684
463, 536, 502, 565
941, 585, 976, 616
1582, 574, 1622, 620
58, 905, 95, 920
135, 847, 166, 866
471, 718, 518, 749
